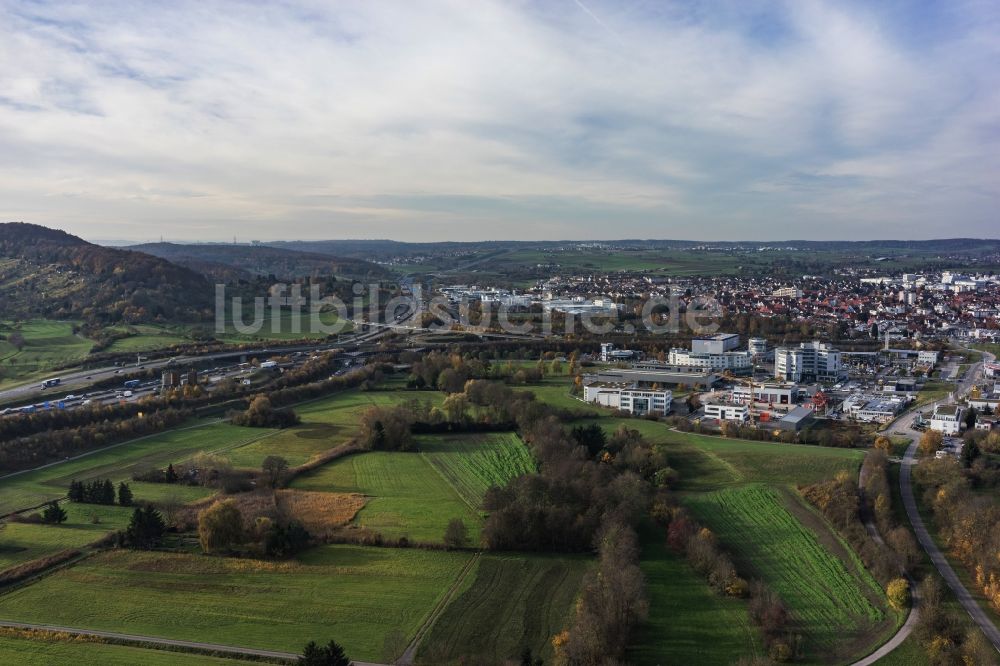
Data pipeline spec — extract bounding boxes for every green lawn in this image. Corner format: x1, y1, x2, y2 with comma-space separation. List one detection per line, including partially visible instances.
686, 485, 889, 659
418, 553, 588, 664
292, 451, 483, 544
0, 545, 471, 662
0, 635, 249, 665
418, 432, 536, 510
0, 319, 93, 390
629, 524, 761, 665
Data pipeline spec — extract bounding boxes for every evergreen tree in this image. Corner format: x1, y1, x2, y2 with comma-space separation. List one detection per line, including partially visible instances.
165, 463, 179, 483
42, 501, 67, 524
67, 480, 84, 502
118, 481, 133, 507
101, 479, 116, 505
300, 640, 349, 666
123, 505, 166, 549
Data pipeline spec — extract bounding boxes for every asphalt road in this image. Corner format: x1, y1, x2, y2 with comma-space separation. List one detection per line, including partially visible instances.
894, 346, 1000, 654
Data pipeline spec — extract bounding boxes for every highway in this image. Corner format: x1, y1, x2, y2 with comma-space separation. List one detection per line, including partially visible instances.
0, 310, 411, 409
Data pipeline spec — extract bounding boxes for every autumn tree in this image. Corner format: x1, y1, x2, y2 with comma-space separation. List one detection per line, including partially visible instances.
873, 436, 892, 455
443, 518, 469, 550
261, 455, 289, 489
886, 577, 910, 611
198, 499, 244, 553
919, 430, 943, 457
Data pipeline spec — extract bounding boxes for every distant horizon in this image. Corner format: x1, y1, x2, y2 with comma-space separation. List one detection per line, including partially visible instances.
90, 234, 1000, 247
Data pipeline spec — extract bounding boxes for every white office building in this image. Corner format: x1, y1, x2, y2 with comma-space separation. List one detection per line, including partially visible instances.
668, 348, 752, 371
583, 381, 672, 416
774, 341, 843, 383
929, 404, 964, 435
704, 401, 749, 422
748, 337, 768, 358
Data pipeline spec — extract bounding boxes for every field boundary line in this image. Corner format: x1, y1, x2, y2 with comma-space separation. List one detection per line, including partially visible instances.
0, 619, 298, 662
397, 550, 481, 665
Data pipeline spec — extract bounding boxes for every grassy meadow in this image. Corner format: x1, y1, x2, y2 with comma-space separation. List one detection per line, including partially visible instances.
0, 545, 471, 662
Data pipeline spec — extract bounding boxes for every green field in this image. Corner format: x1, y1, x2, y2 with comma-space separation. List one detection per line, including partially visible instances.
292, 450, 483, 544
418, 553, 588, 664
0, 635, 249, 665
0, 419, 260, 516
0, 320, 93, 389
629, 524, 761, 665
418, 432, 536, 510
686, 485, 889, 658
0, 545, 470, 662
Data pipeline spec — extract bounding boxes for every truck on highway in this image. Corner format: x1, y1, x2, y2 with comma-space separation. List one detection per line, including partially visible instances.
41, 378, 62, 388
123, 379, 141, 389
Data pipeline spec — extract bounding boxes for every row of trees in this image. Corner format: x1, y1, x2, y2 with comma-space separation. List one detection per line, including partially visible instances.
68, 479, 133, 507
655, 496, 798, 661
553, 523, 648, 664
0, 408, 190, 474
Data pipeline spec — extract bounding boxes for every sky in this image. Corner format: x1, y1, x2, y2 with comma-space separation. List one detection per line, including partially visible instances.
0, 0, 998, 243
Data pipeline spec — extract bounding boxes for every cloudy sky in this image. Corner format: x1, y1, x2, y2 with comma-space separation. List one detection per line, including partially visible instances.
1, 0, 998, 242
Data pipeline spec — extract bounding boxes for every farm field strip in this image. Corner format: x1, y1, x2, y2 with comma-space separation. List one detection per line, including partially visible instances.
418, 432, 535, 510
629, 524, 761, 665
417, 553, 588, 664
686, 484, 885, 650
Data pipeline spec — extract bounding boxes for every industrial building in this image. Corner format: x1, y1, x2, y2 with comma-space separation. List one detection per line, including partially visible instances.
732, 382, 803, 406
691, 333, 741, 355
589, 366, 720, 390
841, 393, 907, 423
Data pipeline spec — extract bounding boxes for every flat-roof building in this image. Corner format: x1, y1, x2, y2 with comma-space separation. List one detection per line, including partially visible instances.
774, 341, 843, 383
583, 381, 672, 416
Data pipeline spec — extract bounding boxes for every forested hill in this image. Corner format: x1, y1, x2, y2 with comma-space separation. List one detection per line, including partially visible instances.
0, 222, 212, 323
129, 242, 389, 280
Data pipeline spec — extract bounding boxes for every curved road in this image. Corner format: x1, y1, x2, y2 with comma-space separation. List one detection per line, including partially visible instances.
894, 345, 1000, 654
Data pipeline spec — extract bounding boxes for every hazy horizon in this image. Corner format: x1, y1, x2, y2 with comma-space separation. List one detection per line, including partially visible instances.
2, 1, 998, 242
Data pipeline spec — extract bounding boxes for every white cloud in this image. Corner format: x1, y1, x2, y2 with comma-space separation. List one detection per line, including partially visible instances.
0, 0, 997, 241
